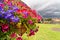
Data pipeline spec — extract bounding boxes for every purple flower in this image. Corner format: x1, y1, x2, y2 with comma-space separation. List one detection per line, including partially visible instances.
22, 11, 28, 16
7, 10, 14, 13
0, 0, 4, 3
22, 11, 28, 18
2, 11, 9, 15
0, 6, 3, 11
4, 13, 13, 19
0, 14, 2, 17
10, 16, 19, 22
1, 11, 5, 14
13, 6, 18, 10
8, 6, 19, 13
13, 6, 19, 12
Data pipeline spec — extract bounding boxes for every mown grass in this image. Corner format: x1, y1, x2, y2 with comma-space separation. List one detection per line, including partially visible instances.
23, 24, 60, 40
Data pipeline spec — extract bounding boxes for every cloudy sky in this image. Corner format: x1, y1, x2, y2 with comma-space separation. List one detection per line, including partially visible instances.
22, 0, 60, 11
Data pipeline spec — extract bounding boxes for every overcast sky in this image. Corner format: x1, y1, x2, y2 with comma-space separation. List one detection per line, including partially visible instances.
22, 0, 60, 11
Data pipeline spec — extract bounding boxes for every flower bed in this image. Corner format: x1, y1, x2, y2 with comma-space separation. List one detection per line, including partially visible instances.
0, 0, 42, 40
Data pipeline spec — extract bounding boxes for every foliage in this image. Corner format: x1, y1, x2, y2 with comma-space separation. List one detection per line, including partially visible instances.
0, 0, 42, 40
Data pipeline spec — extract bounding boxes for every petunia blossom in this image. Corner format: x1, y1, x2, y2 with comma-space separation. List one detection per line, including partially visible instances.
10, 32, 16, 38
2, 24, 9, 32
16, 37, 22, 40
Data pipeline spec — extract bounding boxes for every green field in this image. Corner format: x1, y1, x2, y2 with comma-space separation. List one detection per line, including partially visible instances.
23, 24, 60, 40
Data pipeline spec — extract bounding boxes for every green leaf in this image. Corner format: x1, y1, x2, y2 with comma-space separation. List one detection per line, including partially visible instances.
4, 5, 9, 11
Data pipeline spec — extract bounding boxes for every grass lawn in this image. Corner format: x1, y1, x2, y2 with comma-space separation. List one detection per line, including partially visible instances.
23, 24, 60, 40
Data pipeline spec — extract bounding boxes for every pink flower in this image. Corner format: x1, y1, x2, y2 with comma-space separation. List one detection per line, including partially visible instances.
4, 0, 8, 2
2, 24, 9, 32
10, 32, 16, 38
32, 10, 37, 17
17, 2, 27, 7
0, 3, 4, 8
28, 20, 33, 25
37, 14, 42, 22
16, 37, 22, 40
4, 0, 12, 6
29, 30, 35, 36
23, 15, 27, 18
34, 28, 38, 32
8, 1, 12, 6
28, 9, 37, 18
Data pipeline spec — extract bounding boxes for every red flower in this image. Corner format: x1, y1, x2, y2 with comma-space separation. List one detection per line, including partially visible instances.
10, 32, 16, 38
16, 37, 22, 40
32, 10, 37, 17
27, 9, 37, 18
2, 24, 9, 32
21, 9, 27, 12
17, 2, 27, 7
4, 0, 12, 6
34, 28, 38, 32
16, 9, 21, 14
28, 30, 35, 36
28, 20, 33, 25
23, 15, 27, 18
37, 14, 42, 22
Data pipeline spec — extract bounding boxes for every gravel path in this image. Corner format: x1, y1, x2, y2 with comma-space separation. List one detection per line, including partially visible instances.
52, 27, 60, 32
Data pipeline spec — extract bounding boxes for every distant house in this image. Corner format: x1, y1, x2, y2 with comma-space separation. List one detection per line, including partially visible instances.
52, 18, 60, 24
42, 18, 60, 24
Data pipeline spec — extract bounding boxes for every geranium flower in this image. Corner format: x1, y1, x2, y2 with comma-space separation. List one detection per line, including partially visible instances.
0, 0, 40, 40
4, 0, 12, 6
27, 10, 36, 18
21, 9, 28, 14
1, 24, 9, 32
4, 0, 8, 2
10, 32, 16, 38
28, 20, 33, 25
17, 2, 24, 7
32, 10, 37, 17
34, 28, 38, 32
16, 9, 21, 14
16, 37, 22, 40
22, 10, 28, 18
37, 14, 42, 22
23, 15, 28, 18
17, 1, 30, 9
28, 29, 35, 36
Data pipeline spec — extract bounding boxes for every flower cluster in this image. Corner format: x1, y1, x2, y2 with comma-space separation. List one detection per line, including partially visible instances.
0, 0, 42, 40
